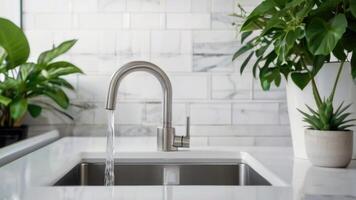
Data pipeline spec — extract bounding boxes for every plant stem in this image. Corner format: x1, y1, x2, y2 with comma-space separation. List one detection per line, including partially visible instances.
301, 58, 323, 107
330, 61, 345, 102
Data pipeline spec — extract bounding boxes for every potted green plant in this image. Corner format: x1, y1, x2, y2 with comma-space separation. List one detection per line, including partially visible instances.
0, 17, 83, 147
233, 0, 356, 165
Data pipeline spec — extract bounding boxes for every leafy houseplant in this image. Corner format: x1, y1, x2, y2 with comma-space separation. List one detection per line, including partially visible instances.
0, 17, 82, 147
233, 0, 356, 165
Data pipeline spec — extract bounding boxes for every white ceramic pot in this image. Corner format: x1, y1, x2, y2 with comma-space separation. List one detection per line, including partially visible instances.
286, 62, 356, 159
305, 129, 353, 168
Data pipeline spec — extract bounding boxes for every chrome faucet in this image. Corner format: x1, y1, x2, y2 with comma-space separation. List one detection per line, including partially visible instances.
105, 61, 190, 151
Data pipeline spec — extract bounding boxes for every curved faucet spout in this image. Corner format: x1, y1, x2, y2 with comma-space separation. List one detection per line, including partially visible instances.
105, 61, 189, 152
105, 61, 173, 128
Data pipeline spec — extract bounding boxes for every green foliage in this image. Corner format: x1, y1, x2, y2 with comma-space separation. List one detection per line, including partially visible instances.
233, 0, 356, 90
0, 18, 30, 68
0, 17, 83, 127
299, 100, 356, 130
233, 0, 356, 131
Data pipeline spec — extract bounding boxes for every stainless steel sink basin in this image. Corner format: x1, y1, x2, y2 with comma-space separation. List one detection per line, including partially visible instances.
54, 162, 271, 186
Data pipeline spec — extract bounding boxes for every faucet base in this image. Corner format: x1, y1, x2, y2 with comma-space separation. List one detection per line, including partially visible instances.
157, 127, 177, 151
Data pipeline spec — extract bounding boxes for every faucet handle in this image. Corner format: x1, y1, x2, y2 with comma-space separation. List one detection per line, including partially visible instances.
185, 116, 190, 139
173, 116, 190, 148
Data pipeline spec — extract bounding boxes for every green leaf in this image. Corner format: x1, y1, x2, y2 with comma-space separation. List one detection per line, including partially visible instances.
349, 0, 356, 18
232, 42, 255, 61
47, 61, 83, 77
291, 72, 310, 90
240, 51, 254, 74
19, 63, 35, 80
0, 17, 30, 68
272, 0, 287, 8
312, 55, 326, 75
246, 0, 276, 20
0, 78, 20, 90
10, 98, 28, 120
332, 41, 346, 61
259, 67, 273, 91
28, 104, 42, 118
306, 14, 347, 55
0, 46, 7, 64
342, 29, 356, 52
252, 56, 263, 77
261, 79, 271, 91
310, 0, 342, 17
0, 95, 11, 106
38, 39, 77, 65
43, 88, 69, 109
241, 31, 252, 44
275, 30, 298, 62
335, 103, 352, 117
351, 50, 356, 80
49, 78, 75, 90
274, 73, 281, 87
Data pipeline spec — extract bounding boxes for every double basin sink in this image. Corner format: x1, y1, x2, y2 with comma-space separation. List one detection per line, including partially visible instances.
54, 162, 271, 186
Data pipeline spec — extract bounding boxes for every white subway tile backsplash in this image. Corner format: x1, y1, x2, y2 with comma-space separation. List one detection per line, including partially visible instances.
71, 55, 101, 74
98, 0, 126, 12
24, 31, 54, 60
167, 14, 210, 29
78, 13, 124, 30
191, 0, 211, 12
54, 31, 99, 54
72, 0, 98, 12
98, 31, 117, 55
127, 0, 165, 12
211, 13, 234, 29
23, 0, 71, 13
192, 31, 238, 72
232, 103, 280, 125
166, 0, 191, 12
34, 14, 72, 30
118, 72, 162, 99
151, 54, 192, 72
145, 103, 187, 125
255, 137, 292, 146
190, 137, 209, 146
193, 54, 235, 72
253, 79, 286, 100
211, 0, 234, 12
190, 125, 290, 136
151, 31, 181, 54
117, 54, 151, 66
93, 102, 145, 124
209, 137, 255, 146
212, 73, 252, 99
23, 0, 291, 144
117, 31, 150, 55
151, 31, 191, 54
170, 75, 208, 99
130, 13, 166, 29
279, 103, 290, 125
193, 31, 237, 54
77, 75, 110, 101
190, 103, 231, 125
116, 103, 145, 124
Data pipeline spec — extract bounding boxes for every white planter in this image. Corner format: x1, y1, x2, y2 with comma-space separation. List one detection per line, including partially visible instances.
286, 62, 356, 159
305, 129, 353, 168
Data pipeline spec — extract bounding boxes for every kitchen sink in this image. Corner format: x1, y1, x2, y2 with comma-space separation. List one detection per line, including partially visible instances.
54, 162, 271, 186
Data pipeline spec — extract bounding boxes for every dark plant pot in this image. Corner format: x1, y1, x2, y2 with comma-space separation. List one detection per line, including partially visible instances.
0, 125, 28, 148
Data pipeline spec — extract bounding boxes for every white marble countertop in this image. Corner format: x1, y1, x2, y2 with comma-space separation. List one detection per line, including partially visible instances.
0, 136, 355, 200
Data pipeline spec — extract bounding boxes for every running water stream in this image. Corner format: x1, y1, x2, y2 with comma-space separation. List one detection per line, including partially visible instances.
105, 110, 115, 186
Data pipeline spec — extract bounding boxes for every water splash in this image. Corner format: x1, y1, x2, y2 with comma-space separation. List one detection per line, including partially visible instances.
105, 110, 115, 186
